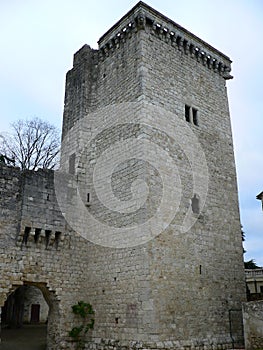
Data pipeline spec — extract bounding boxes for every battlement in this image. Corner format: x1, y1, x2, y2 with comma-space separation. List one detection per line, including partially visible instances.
97, 1, 232, 79
0, 164, 65, 248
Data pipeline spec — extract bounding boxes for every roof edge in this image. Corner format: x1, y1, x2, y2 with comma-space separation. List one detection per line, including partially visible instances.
98, 1, 231, 63
256, 191, 263, 200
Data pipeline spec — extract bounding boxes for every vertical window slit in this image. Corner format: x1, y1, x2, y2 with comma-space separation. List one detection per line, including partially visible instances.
185, 105, 190, 122
86, 192, 91, 206
193, 108, 198, 126
191, 194, 200, 214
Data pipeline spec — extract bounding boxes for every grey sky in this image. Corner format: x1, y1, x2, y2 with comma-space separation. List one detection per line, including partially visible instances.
0, 0, 262, 264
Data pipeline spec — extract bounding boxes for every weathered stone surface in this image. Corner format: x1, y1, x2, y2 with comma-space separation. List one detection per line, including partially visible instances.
243, 301, 263, 350
0, 2, 246, 350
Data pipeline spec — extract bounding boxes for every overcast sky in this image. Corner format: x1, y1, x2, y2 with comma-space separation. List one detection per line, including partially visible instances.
0, 0, 262, 265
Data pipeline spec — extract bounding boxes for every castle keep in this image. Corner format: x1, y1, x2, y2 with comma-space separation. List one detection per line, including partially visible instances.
0, 2, 246, 349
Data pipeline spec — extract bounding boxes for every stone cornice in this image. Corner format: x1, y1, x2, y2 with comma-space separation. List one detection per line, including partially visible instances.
97, 1, 233, 80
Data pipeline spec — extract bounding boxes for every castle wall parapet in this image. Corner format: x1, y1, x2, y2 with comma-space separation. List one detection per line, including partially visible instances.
97, 1, 232, 79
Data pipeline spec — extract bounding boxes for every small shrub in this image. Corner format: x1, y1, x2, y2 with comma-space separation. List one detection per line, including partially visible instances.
69, 301, 95, 349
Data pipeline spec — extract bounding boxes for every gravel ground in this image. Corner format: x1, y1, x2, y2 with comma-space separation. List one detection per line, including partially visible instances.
0, 324, 47, 350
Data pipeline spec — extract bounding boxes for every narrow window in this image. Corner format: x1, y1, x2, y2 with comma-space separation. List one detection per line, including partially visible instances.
23, 227, 31, 245
86, 192, 91, 207
45, 230, 51, 249
69, 153, 76, 175
185, 105, 190, 122
192, 108, 198, 126
191, 194, 200, 214
34, 228, 41, 243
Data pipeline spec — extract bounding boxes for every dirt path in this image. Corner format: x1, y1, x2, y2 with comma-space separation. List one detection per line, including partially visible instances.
0, 324, 47, 350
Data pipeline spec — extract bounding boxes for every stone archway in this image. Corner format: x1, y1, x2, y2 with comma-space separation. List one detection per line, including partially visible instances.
1, 281, 61, 350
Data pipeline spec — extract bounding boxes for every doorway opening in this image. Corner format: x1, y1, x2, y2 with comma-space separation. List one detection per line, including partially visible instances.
1, 283, 59, 350
1, 285, 48, 327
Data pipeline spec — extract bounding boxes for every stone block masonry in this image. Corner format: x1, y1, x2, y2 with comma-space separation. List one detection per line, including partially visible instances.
0, 164, 95, 349
0, 2, 246, 350
243, 301, 263, 350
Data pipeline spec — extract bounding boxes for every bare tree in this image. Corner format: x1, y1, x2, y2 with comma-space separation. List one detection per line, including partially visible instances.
0, 117, 60, 170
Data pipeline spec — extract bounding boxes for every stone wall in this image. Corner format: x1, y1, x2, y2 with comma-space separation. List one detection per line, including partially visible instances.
0, 164, 94, 349
243, 301, 263, 350
59, 2, 246, 349
0, 2, 247, 350
135, 12, 245, 345
0, 165, 21, 249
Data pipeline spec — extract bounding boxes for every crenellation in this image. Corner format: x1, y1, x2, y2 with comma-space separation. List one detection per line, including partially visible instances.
97, 2, 232, 80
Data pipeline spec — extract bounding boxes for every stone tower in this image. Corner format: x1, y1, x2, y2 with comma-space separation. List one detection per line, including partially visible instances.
0, 2, 246, 350
58, 1, 246, 348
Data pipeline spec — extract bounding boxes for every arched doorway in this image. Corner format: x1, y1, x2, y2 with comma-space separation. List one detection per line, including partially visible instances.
1, 282, 60, 350
1, 285, 49, 327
